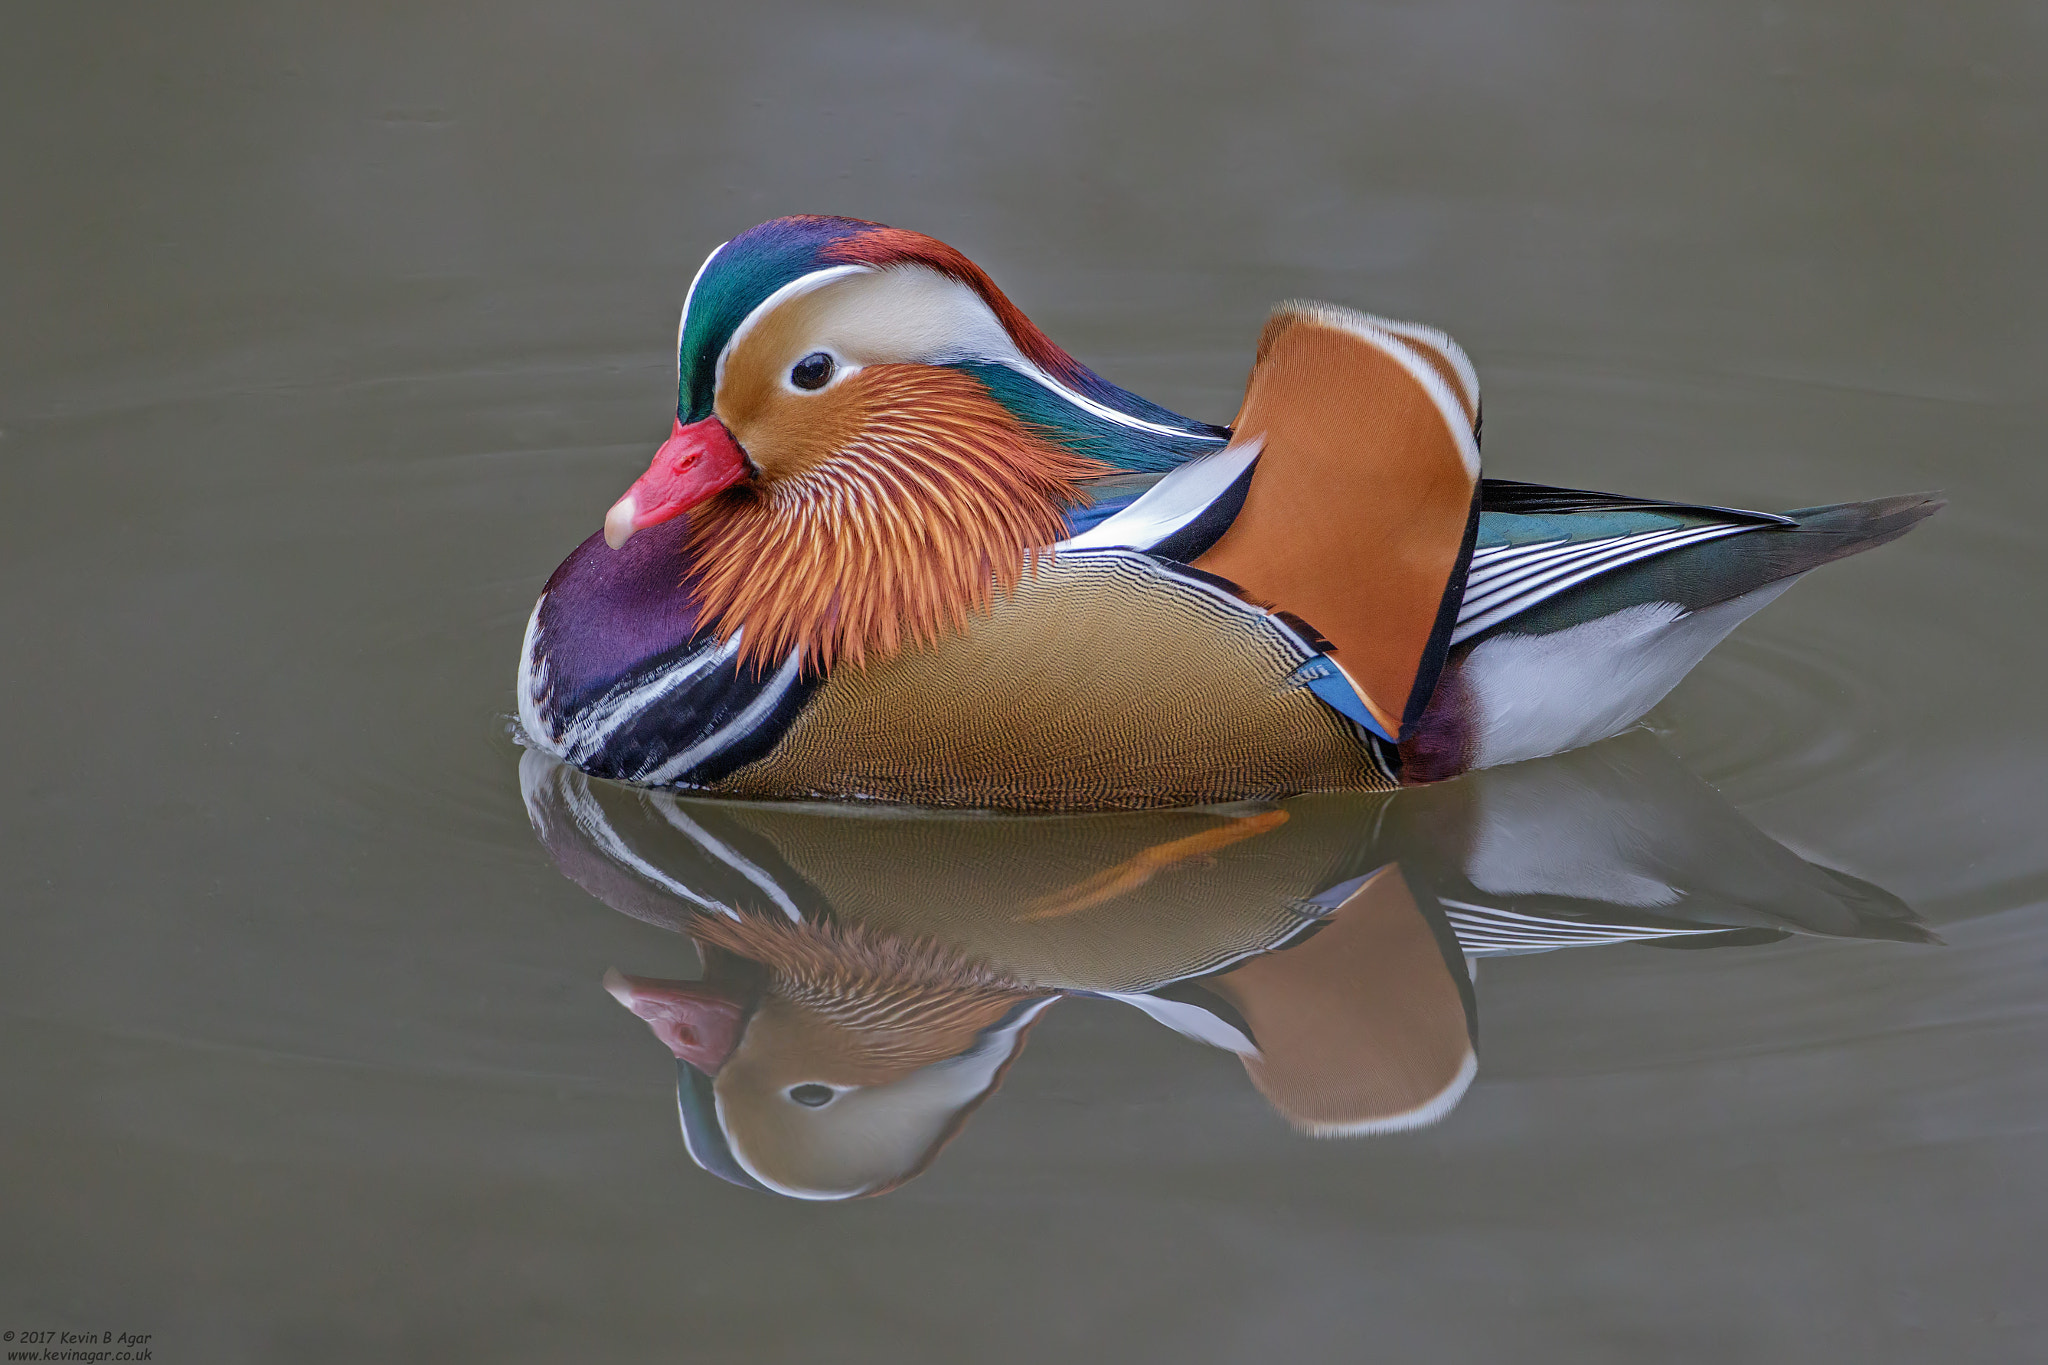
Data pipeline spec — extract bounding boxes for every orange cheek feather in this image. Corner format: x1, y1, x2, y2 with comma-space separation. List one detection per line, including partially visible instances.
684, 365, 1110, 674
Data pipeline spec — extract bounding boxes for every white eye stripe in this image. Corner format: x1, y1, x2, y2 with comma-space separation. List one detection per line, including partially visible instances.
710, 263, 1225, 443
715, 264, 874, 394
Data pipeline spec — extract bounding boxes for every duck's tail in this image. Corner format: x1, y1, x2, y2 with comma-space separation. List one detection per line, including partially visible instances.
1750, 491, 1948, 569
1399, 487, 1944, 781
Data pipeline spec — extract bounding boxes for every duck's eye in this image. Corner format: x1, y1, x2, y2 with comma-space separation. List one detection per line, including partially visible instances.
789, 1083, 836, 1108
789, 352, 835, 391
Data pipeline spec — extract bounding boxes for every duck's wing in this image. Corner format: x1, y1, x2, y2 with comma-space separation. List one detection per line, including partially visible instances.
1066, 305, 1482, 742
1456, 481, 1790, 646
1195, 306, 1482, 741
1457, 483, 1939, 644
1401, 487, 1944, 777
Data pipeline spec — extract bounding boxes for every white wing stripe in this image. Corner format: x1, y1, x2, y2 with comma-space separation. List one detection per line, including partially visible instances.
1464, 522, 1723, 586
1453, 523, 1755, 644
1465, 529, 1684, 588
1463, 529, 1689, 608
1459, 527, 1706, 617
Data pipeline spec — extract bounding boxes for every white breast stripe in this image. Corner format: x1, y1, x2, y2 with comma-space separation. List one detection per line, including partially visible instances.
1453, 523, 1756, 644
562, 635, 746, 765
516, 597, 558, 754
641, 647, 804, 786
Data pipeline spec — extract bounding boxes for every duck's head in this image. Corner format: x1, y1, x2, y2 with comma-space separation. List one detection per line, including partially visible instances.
606, 914, 1050, 1200
601, 215, 1226, 671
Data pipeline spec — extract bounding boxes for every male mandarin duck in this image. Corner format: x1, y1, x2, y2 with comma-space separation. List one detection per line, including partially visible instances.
517, 215, 1940, 810
521, 741, 1924, 1199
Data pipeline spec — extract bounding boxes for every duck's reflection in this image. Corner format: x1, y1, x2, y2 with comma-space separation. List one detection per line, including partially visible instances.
519, 735, 1926, 1200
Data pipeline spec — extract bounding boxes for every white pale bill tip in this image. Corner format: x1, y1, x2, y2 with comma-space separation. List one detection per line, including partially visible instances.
604, 495, 638, 550
601, 968, 636, 1007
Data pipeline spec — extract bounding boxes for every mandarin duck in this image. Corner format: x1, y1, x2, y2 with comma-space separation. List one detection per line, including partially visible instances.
521, 738, 1924, 1199
517, 215, 1940, 810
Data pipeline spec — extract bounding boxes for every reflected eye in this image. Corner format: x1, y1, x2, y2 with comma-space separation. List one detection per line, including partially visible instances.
789, 352, 835, 391
788, 1083, 836, 1108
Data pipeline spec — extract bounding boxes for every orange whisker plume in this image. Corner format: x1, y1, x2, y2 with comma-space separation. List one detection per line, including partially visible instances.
685, 365, 1110, 673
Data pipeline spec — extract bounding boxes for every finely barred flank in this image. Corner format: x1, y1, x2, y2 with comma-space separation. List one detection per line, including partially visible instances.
711, 550, 1400, 811
684, 365, 1109, 673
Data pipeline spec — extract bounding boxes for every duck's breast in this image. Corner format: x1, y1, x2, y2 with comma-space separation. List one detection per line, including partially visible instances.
518, 519, 819, 785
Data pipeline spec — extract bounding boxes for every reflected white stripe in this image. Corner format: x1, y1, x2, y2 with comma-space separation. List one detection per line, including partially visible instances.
515, 597, 558, 755
649, 797, 806, 922
1441, 897, 1721, 956
561, 772, 736, 918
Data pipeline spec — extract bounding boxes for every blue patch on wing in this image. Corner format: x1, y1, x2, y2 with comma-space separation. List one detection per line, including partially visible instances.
1288, 658, 1397, 742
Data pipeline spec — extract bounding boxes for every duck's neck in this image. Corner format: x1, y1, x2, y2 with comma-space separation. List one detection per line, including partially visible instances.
685, 366, 1110, 674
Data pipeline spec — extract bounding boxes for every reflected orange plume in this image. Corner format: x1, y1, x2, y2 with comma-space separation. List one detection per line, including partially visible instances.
687, 914, 1043, 1079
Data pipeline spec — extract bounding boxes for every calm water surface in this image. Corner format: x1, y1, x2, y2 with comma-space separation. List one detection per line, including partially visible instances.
4, 2, 2045, 1360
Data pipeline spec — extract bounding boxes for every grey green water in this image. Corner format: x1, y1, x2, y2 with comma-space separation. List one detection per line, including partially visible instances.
4, 2, 2045, 1360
